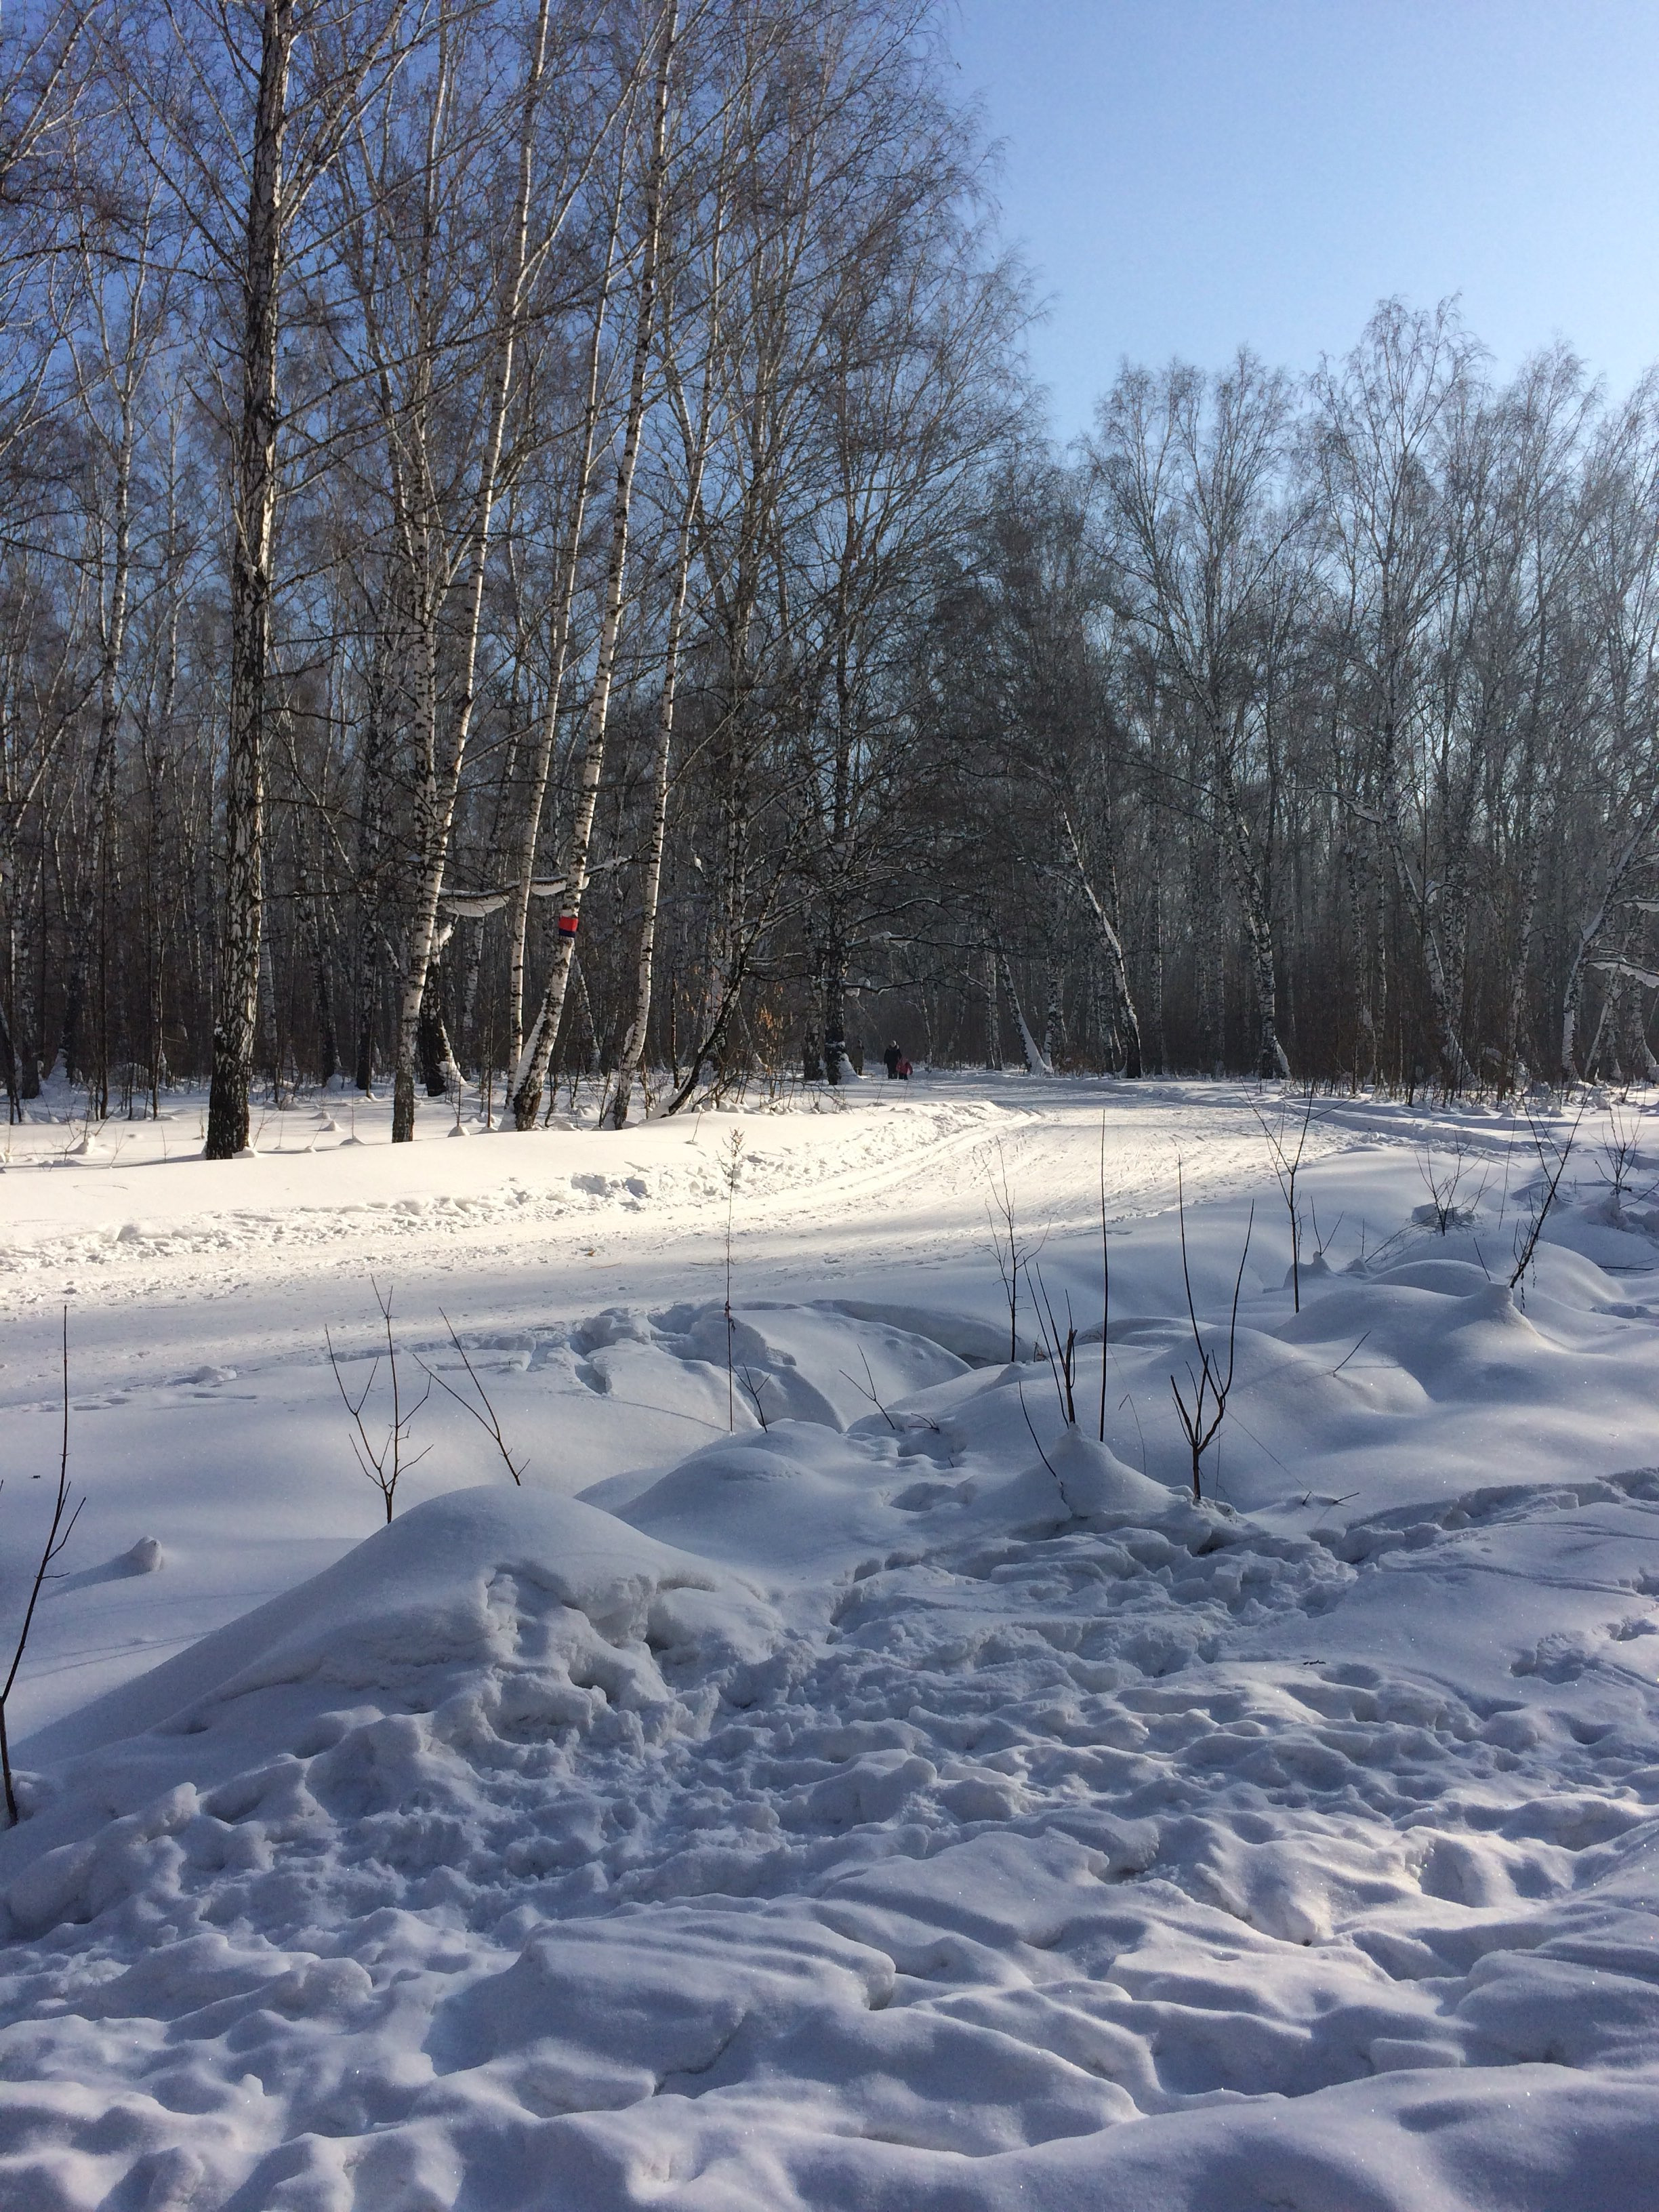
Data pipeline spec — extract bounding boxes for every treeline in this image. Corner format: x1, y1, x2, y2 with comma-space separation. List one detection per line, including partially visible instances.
937, 310, 1659, 1094
0, 1, 1654, 1141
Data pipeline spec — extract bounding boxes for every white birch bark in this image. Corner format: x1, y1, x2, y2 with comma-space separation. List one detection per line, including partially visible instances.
1561, 800, 1659, 1080
503, 209, 620, 1067
1059, 804, 1143, 1077
1000, 953, 1053, 1076
607, 458, 701, 1128
390, 0, 556, 1141
511, 3, 676, 1130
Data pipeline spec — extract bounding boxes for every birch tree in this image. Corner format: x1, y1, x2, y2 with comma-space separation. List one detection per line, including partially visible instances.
510, 0, 676, 1130
1094, 353, 1304, 1077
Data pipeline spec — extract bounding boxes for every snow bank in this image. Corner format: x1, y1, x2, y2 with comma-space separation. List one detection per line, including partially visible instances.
7, 1404, 1658, 2208
6, 1487, 780, 1919
0, 1088, 1656, 2207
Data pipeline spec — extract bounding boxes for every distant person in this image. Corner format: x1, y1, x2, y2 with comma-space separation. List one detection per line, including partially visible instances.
884, 1040, 901, 1080
899, 1057, 912, 1080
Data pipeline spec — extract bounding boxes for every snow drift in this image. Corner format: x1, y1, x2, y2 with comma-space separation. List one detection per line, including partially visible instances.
0, 1087, 1657, 2208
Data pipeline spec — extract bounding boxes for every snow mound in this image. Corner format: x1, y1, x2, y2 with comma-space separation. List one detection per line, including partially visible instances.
1045, 1429, 1172, 1517
28, 1485, 773, 1758
7, 1094, 1659, 2209
3, 1434, 1659, 2205
8, 1487, 781, 1936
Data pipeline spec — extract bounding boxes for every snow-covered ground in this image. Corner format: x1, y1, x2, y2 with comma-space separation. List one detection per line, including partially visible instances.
1, 1073, 1658, 2208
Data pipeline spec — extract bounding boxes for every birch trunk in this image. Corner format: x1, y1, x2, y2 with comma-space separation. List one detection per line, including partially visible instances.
511, 5, 674, 1130
353, 628, 389, 1092
1059, 806, 1142, 1077
821, 927, 850, 1084
608, 478, 698, 1128
1001, 954, 1052, 1075
504, 243, 616, 1066
1148, 854, 1166, 1072
1560, 817, 1657, 1079
1210, 729, 1288, 1079
61, 407, 134, 1096
1376, 714, 1475, 1090
1500, 763, 1541, 1089
1339, 811, 1376, 1083
391, 0, 555, 1142
205, 0, 290, 1160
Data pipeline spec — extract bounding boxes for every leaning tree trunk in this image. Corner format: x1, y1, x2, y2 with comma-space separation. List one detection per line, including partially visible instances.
1059, 806, 1142, 1078
205, 0, 290, 1160
512, 7, 674, 1130
1242, 899, 1288, 1080
1421, 793, 1478, 1092
1001, 953, 1052, 1076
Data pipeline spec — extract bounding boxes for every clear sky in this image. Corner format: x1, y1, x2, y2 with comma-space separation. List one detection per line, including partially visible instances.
946, 0, 1659, 441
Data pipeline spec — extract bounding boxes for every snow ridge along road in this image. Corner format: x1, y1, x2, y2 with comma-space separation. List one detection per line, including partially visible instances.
0, 1076, 1656, 2209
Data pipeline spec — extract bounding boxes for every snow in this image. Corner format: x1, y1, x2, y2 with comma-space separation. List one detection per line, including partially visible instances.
0, 1075, 1657, 2206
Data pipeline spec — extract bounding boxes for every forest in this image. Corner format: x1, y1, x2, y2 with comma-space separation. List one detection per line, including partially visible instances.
1, 0, 1655, 1151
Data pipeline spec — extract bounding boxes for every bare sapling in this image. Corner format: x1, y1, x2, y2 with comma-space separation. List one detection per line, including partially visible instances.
739, 1368, 771, 1430
1014, 1366, 1080, 1515
1599, 1099, 1649, 1221
327, 1279, 432, 1522
721, 1130, 744, 1430
1509, 1106, 1586, 1294
843, 1346, 897, 1431
1168, 1170, 1254, 1503
1031, 1264, 1078, 1426
1250, 1082, 1317, 1311
1, 1311, 83, 1826
1099, 1113, 1111, 1441
419, 1314, 527, 1486
840, 1346, 942, 1435
985, 1139, 1043, 1361
1415, 1138, 1486, 1234
1306, 1202, 1342, 1265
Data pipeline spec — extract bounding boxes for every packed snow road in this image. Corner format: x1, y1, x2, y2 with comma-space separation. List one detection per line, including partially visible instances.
0, 1074, 1657, 2209
0, 1075, 1353, 1371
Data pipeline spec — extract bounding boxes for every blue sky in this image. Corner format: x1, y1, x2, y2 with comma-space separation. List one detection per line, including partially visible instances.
947, 0, 1659, 439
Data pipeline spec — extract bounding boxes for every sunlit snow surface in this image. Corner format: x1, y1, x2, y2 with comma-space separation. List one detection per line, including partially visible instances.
0, 1076, 1657, 2208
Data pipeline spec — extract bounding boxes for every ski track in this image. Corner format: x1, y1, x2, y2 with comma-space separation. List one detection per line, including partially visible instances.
0, 1080, 1357, 1328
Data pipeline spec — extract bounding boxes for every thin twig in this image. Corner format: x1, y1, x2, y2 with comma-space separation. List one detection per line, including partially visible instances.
1017, 1376, 1073, 1513
417, 1313, 527, 1485
1099, 1112, 1111, 1443
1168, 1166, 1254, 1502
1509, 1105, 1586, 1292
327, 1279, 431, 1521
1, 1309, 83, 1826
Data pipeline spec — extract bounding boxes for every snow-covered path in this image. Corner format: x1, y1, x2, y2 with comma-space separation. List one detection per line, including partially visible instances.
0, 1077, 1657, 2208
0, 1077, 1338, 1371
